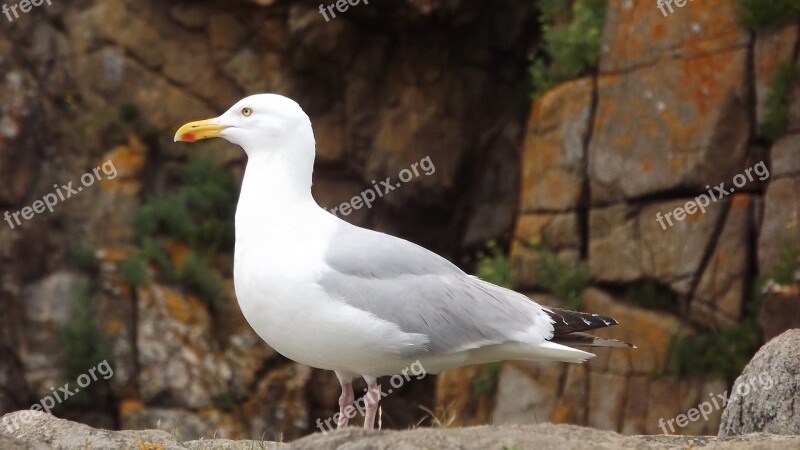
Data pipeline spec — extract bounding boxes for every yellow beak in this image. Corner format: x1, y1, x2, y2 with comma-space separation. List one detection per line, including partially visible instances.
173, 118, 229, 142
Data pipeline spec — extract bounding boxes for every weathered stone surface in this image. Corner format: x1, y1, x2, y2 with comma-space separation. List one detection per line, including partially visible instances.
519, 78, 593, 212
589, 199, 723, 287
590, 51, 750, 203
0, 349, 29, 418
758, 177, 800, 272
772, 134, 800, 179
491, 361, 566, 426
582, 288, 684, 376
754, 25, 800, 128
759, 282, 800, 341
18, 272, 84, 398
0, 69, 41, 206
433, 364, 494, 427
690, 194, 754, 327
122, 406, 244, 442
600, 0, 748, 74
240, 363, 311, 442
509, 212, 581, 289
4, 411, 800, 449
0, 433, 52, 450
2, 410, 186, 450
719, 329, 800, 437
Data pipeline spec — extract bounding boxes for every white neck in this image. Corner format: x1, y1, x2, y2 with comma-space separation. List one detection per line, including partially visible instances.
235, 142, 318, 234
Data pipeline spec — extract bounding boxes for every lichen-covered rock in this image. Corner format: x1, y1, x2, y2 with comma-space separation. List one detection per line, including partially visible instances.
719, 329, 800, 437
759, 282, 800, 341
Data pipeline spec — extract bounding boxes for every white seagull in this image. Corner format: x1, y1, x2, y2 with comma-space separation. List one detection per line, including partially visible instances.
174, 94, 633, 431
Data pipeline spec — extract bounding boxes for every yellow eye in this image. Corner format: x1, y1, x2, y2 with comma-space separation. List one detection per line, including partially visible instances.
241, 107, 252, 117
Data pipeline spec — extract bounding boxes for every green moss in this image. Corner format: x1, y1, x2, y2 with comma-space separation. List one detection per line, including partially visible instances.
530, 0, 606, 98
62, 282, 113, 402
211, 392, 237, 412
68, 242, 98, 274
761, 62, 800, 141
118, 256, 150, 287
736, 0, 800, 31
178, 252, 228, 312
668, 263, 773, 380
471, 362, 502, 397
118, 103, 140, 123
141, 237, 176, 282
624, 280, 678, 312
132, 156, 236, 254
531, 245, 589, 310
130, 155, 236, 309
667, 320, 761, 380
763, 242, 800, 285
475, 240, 512, 288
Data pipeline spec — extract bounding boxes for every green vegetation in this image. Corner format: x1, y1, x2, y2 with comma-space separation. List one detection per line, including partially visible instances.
761, 62, 800, 141
68, 242, 99, 273
118, 102, 160, 143
141, 236, 176, 282
667, 321, 761, 380
531, 244, 589, 310
475, 240, 512, 288
736, 0, 800, 31
762, 242, 800, 285
471, 362, 502, 397
529, 0, 606, 98
118, 256, 150, 287
474, 238, 589, 310
211, 392, 236, 412
133, 156, 236, 254
624, 280, 678, 312
667, 245, 800, 380
668, 292, 761, 380
131, 155, 236, 310
62, 282, 113, 404
178, 252, 228, 312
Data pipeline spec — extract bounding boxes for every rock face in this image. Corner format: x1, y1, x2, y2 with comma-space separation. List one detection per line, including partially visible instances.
3, 410, 800, 450
719, 330, 800, 437
1, 0, 799, 442
0, 0, 534, 439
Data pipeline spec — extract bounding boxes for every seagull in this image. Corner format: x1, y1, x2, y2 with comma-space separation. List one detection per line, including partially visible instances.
174, 94, 634, 431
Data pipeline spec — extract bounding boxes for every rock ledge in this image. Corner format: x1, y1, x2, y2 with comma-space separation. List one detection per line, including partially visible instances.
2, 410, 800, 449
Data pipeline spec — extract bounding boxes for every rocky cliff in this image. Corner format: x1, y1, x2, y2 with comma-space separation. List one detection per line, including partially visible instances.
0, 0, 798, 443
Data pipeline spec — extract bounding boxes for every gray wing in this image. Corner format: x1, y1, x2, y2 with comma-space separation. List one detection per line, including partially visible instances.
319, 222, 553, 356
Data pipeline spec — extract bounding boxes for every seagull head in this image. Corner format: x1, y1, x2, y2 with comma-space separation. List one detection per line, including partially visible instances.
174, 94, 315, 158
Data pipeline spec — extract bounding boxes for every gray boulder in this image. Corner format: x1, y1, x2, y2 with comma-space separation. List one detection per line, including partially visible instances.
719, 329, 800, 437
3, 410, 800, 449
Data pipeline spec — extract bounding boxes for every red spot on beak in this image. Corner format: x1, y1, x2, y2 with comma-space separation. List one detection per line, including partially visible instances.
182, 132, 196, 142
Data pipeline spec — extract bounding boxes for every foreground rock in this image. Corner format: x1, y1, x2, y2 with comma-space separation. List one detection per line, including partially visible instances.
719, 329, 800, 437
2, 411, 800, 449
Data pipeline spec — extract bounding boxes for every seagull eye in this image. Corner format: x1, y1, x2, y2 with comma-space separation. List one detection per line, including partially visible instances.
241, 107, 252, 117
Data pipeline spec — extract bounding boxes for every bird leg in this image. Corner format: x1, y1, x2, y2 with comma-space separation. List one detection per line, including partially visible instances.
363, 376, 380, 430
337, 381, 354, 428
335, 372, 355, 429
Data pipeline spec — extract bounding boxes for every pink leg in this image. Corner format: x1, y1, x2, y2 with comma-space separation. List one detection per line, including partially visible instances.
363, 376, 380, 430
336, 373, 354, 429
